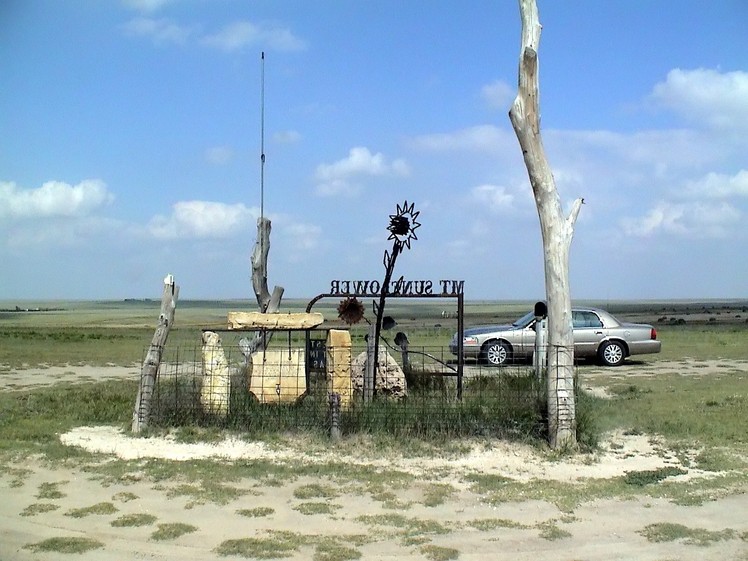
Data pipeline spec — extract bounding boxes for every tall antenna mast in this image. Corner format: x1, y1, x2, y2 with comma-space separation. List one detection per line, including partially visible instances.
260, 51, 266, 225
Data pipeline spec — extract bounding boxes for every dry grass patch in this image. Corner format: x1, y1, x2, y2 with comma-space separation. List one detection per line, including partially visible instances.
150, 522, 198, 541
639, 522, 739, 546
111, 513, 158, 527
24, 536, 104, 554
65, 501, 118, 518
20, 503, 60, 516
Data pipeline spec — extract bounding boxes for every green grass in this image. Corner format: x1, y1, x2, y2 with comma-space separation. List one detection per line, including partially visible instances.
422, 483, 456, 507
150, 522, 198, 541
65, 501, 118, 518
293, 483, 339, 500
110, 513, 158, 527
0, 380, 136, 456
638, 522, 738, 546
656, 324, 748, 361
214, 532, 366, 561
294, 501, 341, 515
237, 506, 275, 517
623, 467, 688, 486
164, 481, 249, 508
36, 481, 67, 499
20, 503, 60, 516
421, 544, 460, 560
23, 536, 104, 554
588, 371, 748, 449
215, 531, 305, 559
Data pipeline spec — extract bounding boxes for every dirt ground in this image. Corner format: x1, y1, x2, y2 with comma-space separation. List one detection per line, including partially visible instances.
1, 361, 747, 560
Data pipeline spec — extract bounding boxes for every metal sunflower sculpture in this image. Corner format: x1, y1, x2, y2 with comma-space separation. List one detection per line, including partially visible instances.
386, 200, 421, 250
337, 296, 365, 325
367, 201, 421, 400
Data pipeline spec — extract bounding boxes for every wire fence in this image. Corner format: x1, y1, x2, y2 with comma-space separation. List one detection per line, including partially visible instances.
142, 333, 575, 441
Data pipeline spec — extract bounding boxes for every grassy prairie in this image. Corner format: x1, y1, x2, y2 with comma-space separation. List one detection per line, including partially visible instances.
2, 298, 747, 367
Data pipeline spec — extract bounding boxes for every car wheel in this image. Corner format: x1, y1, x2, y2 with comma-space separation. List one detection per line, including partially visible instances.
598, 340, 625, 367
483, 340, 511, 366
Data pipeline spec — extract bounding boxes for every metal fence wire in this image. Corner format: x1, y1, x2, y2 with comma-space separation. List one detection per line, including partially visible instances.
144, 335, 576, 440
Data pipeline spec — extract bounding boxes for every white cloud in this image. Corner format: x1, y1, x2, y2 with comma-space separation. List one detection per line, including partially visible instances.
201, 21, 306, 53
314, 147, 409, 197
470, 184, 515, 213
651, 68, 748, 131
273, 130, 301, 144
122, 0, 173, 13
621, 200, 740, 239
285, 223, 321, 250
410, 125, 516, 154
4, 217, 122, 249
147, 200, 256, 240
122, 16, 193, 45
205, 146, 234, 165
683, 170, 748, 199
0, 179, 114, 219
481, 80, 514, 109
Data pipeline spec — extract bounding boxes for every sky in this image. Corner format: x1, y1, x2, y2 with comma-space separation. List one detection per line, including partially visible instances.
1, 0, 747, 302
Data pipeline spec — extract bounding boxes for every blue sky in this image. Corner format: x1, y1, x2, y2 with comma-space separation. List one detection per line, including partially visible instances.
2, 1, 747, 301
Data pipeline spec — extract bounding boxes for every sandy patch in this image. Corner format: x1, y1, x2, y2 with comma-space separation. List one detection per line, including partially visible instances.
0, 365, 138, 390
61, 425, 690, 483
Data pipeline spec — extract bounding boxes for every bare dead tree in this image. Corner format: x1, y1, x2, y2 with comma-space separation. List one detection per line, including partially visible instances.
240, 217, 284, 360
509, 0, 584, 449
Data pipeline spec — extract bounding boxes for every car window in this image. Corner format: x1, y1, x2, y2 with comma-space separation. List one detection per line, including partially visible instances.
512, 311, 537, 328
572, 311, 603, 329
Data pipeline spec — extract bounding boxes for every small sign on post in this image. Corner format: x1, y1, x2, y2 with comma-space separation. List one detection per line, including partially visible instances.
533, 301, 547, 381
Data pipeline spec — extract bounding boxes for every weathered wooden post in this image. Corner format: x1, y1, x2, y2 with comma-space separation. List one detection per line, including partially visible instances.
509, 0, 584, 448
132, 275, 179, 433
240, 217, 285, 361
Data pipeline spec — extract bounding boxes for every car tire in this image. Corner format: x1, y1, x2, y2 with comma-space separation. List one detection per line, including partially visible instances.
598, 340, 625, 367
483, 340, 511, 366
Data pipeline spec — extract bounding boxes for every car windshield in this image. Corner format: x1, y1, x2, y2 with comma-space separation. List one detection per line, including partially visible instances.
512, 311, 537, 328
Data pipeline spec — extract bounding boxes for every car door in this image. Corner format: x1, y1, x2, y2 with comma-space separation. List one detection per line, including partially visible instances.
516, 318, 538, 358
572, 311, 606, 358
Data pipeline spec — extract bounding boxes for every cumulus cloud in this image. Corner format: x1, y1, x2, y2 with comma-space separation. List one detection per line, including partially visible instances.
273, 130, 302, 144
147, 200, 256, 240
314, 147, 409, 197
0, 179, 114, 219
201, 21, 306, 52
205, 146, 234, 165
280, 222, 322, 263
4, 217, 123, 249
470, 184, 515, 213
122, 16, 193, 45
122, 0, 173, 13
650, 68, 748, 131
481, 80, 514, 109
410, 125, 516, 154
683, 170, 748, 199
621, 200, 740, 239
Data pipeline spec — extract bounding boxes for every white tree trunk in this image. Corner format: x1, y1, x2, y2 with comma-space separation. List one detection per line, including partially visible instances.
509, 0, 583, 449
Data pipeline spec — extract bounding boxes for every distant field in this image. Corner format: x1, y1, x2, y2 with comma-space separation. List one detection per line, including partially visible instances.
1, 299, 746, 367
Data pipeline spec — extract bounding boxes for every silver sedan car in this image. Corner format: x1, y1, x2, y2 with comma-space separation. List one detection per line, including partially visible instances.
450, 307, 661, 367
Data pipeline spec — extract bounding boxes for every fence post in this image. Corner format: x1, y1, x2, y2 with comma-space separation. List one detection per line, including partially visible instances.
329, 392, 341, 440
132, 275, 179, 433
